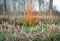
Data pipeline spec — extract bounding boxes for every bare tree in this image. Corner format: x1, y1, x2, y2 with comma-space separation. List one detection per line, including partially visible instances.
13, 0, 17, 15
3, 0, 7, 14
38, 0, 44, 15
49, 0, 53, 15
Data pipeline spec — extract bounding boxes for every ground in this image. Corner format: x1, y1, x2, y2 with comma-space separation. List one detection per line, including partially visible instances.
0, 14, 60, 41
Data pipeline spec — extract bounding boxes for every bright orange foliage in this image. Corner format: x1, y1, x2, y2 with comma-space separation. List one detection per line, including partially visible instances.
25, 0, 39, 25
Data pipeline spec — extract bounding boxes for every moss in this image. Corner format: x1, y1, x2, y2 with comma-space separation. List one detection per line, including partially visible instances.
0, 18, 2, 24
33, 37, 42, 41
53, 18, 60, 25
24, 25, 31, 33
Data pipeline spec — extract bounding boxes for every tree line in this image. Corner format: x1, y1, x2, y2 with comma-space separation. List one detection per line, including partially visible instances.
0, 0, 53, 15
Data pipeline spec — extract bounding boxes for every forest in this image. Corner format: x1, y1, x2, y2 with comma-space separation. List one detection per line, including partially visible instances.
0, 0, 60, 41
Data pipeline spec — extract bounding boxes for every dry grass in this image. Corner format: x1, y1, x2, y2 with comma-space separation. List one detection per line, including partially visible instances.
0, 15, 60, 41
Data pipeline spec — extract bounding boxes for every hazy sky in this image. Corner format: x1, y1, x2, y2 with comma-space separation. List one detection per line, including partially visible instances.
0, 0, 60, 12
33, 0, 39, 11
53, 0, 60, 12
34, 0, 60, 12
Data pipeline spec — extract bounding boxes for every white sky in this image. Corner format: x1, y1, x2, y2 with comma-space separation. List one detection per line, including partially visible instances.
0, 0, 60, 12
33, 0, 39, 11
34, 0, 60, 12
34, 0, 50, 11
53, 0, 60, 12
7, 0, 60, 12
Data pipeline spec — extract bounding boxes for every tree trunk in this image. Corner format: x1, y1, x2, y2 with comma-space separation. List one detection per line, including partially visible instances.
49, 0, 53, 15
3, 0, 7, 14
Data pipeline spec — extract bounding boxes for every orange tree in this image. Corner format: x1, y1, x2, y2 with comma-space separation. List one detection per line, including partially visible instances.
25, 0, 39, 25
